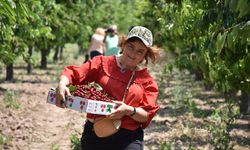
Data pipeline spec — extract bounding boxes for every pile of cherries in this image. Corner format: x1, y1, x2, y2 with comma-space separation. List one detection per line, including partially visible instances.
70, 84, 114, 102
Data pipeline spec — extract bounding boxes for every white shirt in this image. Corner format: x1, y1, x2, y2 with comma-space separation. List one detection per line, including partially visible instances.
88, 34, 105, 54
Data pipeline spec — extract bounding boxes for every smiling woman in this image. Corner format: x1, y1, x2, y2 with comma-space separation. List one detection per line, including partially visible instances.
119, 27, 159, 67
120, 38, 148, 69
55, 26, 160, 150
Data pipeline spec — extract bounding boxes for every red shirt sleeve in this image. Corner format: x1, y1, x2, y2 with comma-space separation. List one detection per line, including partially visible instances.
139, 80, 160, 129
61, 56, 102, 85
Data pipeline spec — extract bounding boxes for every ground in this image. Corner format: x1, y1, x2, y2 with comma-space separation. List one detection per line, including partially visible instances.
0, 49, 249, 150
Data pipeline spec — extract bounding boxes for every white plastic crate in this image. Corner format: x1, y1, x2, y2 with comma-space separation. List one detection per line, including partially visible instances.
47, 89, 116, 115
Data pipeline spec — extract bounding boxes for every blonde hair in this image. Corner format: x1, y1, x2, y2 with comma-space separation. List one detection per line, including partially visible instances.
119, 36, 160, 64
95, 27, 105, 36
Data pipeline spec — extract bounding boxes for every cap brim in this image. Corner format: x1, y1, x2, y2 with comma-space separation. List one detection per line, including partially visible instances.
128, 35, 150, 47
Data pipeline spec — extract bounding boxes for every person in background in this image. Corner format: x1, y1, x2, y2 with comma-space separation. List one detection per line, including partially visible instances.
87, 27, 106, 59
104, 24, 120, 56
55, 26, 160, 150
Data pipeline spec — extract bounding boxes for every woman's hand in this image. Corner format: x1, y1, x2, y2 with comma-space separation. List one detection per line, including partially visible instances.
108, 101, 149, 123
55, 84, 71, 108
107, 101, 133, 120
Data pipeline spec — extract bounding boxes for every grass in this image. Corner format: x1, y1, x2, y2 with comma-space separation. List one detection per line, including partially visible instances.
70, 133, 81, 150
51, 144, 60, 150
3, 90, 20, 110
0, 134, 12, 148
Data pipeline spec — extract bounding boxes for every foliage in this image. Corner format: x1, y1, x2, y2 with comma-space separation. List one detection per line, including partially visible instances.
51, 143, 60, 150
0, 134, 11, 147
3, 90, 20, 109
202, 1, 250, 94
0, 1, 30, 65
172, 85, 193, 110
207, 100, 240, 150
70, 134, 81, 150
0, 0, 145, 78
142, 0, 250, 113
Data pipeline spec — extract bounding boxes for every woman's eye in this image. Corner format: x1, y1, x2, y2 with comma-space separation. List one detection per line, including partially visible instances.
137, 51, 143, 55
127, 46, 133, 50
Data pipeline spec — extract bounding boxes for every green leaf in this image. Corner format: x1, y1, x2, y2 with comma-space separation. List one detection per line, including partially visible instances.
226, 32, 234, 52
237, 0, 250, 18
68, 85, 77, 92
240, 21, 250, 38
216, 31, 228, 56
18, 2, 29, 18
229, 0, 238, 12
244, 55, 250, 74
1, 1, 16, 22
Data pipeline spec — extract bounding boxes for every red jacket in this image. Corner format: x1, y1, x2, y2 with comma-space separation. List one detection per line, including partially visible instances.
62, 55, 159, 130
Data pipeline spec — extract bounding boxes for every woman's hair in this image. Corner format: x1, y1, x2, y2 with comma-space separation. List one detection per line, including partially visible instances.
119, 36, 160, 64
95, 27, 105, 36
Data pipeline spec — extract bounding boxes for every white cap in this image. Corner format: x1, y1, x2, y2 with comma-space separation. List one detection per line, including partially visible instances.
127, 26, 153, 47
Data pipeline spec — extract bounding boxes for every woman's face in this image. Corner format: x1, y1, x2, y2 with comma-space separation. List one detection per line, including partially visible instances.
121, 39, 148, 69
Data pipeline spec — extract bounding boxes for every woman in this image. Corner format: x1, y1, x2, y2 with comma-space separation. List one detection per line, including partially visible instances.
56, 26, 160, 150
87, 27, 106, 59
104, 25, 120, 56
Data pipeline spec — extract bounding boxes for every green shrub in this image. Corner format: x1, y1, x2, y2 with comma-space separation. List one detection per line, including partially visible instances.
207, 101, 239, 150
3, 90, 20, 109
0, 134, 11, 147
51, 144, 60, 150
70, 133, 81, 150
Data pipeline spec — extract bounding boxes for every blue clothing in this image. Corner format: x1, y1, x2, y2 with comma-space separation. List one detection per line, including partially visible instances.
105, 34, 119, 50
105, 47, 120, 56
105, 34, 119, 56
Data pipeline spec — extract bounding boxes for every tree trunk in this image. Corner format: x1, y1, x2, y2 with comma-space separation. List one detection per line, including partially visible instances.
204, 82, 213, 91
240, 91, 250, 114
79, 44, 84, 55
6, 63, 13, 81
224, 90, 237, 101
41, 48, 48, 69
59, 46, 63, 60
27, 46, 33, 74
53, 46, 60, 63
194, 68, 203, 81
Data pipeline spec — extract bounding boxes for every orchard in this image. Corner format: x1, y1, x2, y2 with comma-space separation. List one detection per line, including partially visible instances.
0, 0, 249, 149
